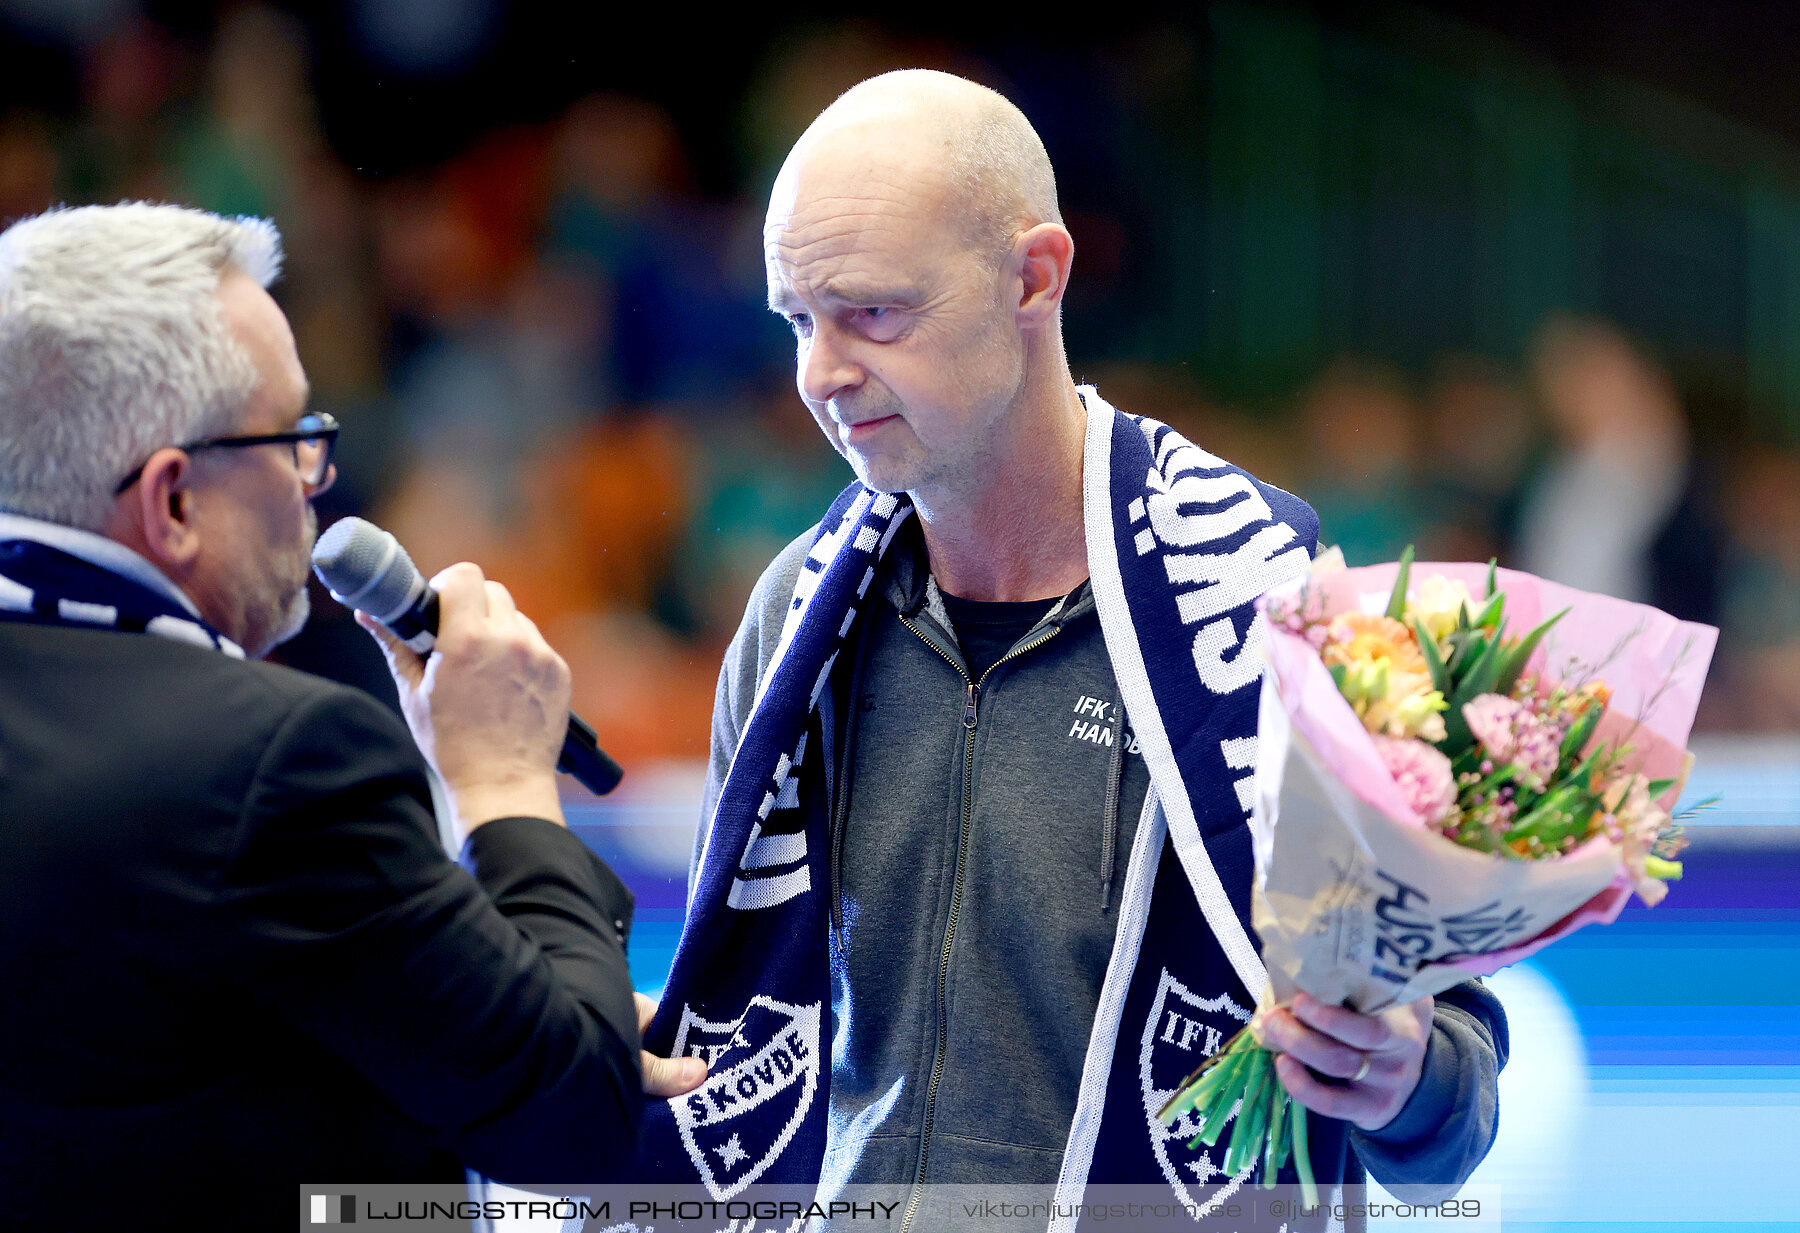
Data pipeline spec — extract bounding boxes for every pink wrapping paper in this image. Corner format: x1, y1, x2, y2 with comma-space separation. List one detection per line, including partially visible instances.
1249, 562, 1717, 1009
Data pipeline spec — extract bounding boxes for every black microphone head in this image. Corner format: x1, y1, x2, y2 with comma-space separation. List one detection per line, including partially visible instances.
311, 517, 425, 625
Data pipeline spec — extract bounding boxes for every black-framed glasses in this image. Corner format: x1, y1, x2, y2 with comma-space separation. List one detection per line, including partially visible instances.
114, 412, 339, 496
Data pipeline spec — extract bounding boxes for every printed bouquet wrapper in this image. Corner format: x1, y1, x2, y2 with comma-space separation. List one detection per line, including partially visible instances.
1249, 561, 1718, 1014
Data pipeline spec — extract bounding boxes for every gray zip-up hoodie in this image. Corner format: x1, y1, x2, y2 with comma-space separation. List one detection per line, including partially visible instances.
696, 516, 1506, 1213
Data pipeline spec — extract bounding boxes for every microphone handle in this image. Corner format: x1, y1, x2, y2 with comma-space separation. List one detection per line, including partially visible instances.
382, 591, 624, 796
388, 590, 439, 654
559, 712, 625, 796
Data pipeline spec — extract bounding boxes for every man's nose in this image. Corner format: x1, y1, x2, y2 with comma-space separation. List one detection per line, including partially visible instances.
799, 324, 863, 405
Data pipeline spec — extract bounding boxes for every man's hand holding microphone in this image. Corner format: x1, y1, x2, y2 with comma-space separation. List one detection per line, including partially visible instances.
316, 521, 704, 1099
358, 563, 570, 840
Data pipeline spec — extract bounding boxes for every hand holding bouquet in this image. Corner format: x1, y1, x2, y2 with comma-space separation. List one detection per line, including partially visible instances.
1156, 549, 1716, 1204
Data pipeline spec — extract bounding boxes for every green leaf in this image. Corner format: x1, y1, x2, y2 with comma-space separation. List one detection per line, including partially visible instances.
1485, 558, 1498, 598
1328, 661, 1348, 693
1219, 1049, 1255, 1171
1446, 622, 1500, 679
1505, 777, 1601, 850
1644, 855, 1684, 880
1411, 617, 1451, 700
1559, 700, 1603, 768
1451, 627, 1505, 708
1158, 1068, 1207, 1124
1467, 762, 1522, 798
1673, 793, 1722, 823
1452, 815, 1504, 854
1439, 711, 1473, 758
1646, 777, 1677, 798
1385, 545, 1415, 622
1472, 591, 1506, 631
1493, 607, 1569, 699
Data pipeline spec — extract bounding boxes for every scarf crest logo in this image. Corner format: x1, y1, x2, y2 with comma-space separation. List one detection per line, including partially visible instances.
1138, 968, 1253, 1214
671, 997, 823, 1199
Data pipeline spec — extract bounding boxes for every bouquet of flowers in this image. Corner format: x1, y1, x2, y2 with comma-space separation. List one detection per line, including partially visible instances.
1156, 549, 1716, 1203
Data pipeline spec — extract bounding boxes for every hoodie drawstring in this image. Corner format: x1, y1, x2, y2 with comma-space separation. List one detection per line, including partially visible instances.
1100, 693, 1126, 912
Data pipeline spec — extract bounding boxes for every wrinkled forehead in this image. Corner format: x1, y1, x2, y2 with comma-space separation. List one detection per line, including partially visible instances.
767, 117, 953, 221
764, 125, 965, 291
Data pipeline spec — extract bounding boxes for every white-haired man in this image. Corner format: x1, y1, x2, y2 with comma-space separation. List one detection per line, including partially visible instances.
0, 203, 700, 1231
644, 72, 1506, 1226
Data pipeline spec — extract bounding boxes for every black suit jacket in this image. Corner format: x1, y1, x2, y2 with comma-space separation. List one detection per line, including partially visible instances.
0, 621, 643, 1230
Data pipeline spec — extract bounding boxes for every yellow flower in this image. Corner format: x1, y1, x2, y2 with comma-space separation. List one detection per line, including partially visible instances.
1409, 574, 1475, 641
1323, 614, 1448, 741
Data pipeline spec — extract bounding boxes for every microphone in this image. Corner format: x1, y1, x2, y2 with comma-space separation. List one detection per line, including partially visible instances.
312, 517, 624, 796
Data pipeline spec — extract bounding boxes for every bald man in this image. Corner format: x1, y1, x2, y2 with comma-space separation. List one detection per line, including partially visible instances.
652, 71, 1505, 1222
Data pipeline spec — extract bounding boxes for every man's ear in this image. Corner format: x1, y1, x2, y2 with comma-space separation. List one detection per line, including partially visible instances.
116, 449, 203, 575
1014, 222, 1074, 329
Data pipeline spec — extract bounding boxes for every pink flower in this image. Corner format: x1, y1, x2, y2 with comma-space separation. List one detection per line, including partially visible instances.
1373, 736, 1458, 825
1462, 693, 1521, 757
1462, 692, 1563, 790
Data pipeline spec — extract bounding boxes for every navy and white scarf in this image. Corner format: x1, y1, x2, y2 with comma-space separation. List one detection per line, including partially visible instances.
639, 391, 1329, 1223
0, 513, 241, 656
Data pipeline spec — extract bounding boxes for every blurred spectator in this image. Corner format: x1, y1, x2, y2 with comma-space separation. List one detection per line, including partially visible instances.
168, 4, 313, 219
181, 7, 395, 507
375, 130, 550, 345
1297, 356, 1428, 566
388, 257, 606, 462
737, 22, 968, 185
9, 5, 1774, 757
509, 398, 722, 769
676, 380, 853, 642
1717, 447, 1800, 730
1081, 360, 1301, 493
376, 256, 612, 595
0, 110, 58, 223
1515, 316, 1717, 614
64, 18, 188, 202
350, 0, 498, 77
545, 93, 773, 403
1416, 352, 1540, 564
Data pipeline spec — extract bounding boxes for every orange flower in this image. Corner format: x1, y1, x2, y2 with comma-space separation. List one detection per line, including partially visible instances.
1322, 613, 1448, 741
1322, 614, 1428, 677
1560, 679, 1612, 716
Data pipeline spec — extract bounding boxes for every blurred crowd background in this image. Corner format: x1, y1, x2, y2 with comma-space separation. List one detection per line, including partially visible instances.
9, 13, 1794, 1228
6, 1, 1800, 764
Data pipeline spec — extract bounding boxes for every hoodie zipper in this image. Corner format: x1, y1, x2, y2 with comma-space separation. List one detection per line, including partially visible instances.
896, 613, 1062, 1233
